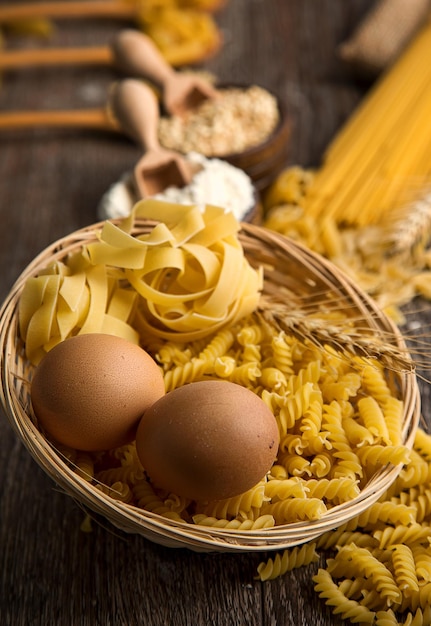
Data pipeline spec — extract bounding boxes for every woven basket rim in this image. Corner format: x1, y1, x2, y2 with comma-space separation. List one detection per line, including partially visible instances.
0, 219, 422, 552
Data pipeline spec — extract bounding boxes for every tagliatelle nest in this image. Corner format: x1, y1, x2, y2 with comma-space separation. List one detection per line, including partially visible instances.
0, 213, 421, 552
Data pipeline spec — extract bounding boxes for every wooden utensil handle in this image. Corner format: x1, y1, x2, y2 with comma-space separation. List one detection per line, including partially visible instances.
0, 108, 118, 131
0, 46, 113, 70
0, 1, 136, 23
110, 79, 161, 151
112, 30, 175, 87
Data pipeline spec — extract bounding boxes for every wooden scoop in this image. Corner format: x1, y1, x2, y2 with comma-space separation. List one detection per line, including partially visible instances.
112, 30, 219, 116
110, 79, 197, 198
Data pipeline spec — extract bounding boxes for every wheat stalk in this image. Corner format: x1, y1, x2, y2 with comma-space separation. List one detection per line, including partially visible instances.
256, 296, 415, 374
381, 189, 431, 257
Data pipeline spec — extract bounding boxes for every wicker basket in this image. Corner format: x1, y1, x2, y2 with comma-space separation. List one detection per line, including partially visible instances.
0, 220, 421, 552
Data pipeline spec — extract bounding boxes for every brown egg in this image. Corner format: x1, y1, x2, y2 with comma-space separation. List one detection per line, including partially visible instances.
30, 333, 165, 451
135, 380, 279, 501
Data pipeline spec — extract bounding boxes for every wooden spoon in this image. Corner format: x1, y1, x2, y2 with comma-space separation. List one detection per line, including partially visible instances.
0, 0, 226, 23
110, 79, 197, 198
111, 30, 219, 116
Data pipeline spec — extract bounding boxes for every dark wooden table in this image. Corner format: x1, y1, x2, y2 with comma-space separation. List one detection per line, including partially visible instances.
3, 1, 426, 624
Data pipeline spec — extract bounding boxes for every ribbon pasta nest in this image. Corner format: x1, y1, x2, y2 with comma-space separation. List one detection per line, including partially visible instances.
18, 200, 263, 365
0, 205, 421, 551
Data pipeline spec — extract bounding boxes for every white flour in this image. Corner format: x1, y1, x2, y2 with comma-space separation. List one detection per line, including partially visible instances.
98, 152, 255, 221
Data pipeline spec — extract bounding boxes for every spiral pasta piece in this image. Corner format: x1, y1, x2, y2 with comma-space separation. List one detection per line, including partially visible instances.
193, 514, 275, 530
374, 523, 431, 549
163, 357, 207, 391
255, 543, 319, 581
322, 401, 363, 479
391, 544, 419, 594
236, 323, 264, 346
259, 367, 288, 391
304, 477, 360, 504
271, 332, 295, 375
156, 342, 192, 369
358, 396, 391, 444
278, 452, 311, 477
375, 609, 399, 626
342, 415, 374, 448
198, 480, 267, 520
285, 381, 321, 425
96, 480, 134, 503
394, 487, 431, 523
400, 582, 431, 613
95, 464, 144, 487
402, 606, 431, 626
262, 497, 327, 523
360, 363, 392, 404
316, 529, 378, 551
74, 453, 95, 482
198, 327, 235, 366
320, 372, 361, 402
383, 396, 404, 446
411, 545, 431, 583
313, 568, 376, 624
332, 544, 402, 606
227, 361, 261, 386
300, 395, 324, 441
309, 452, 333, 478
213, 355, 237, 378
356, 444, 411, 474
264, 478, 308, 500
349, 501, 417, 529
397, 449, 431, 489
132, 479, 184, 520
242, 343, 261, 363
279, 433, 304, 455
413, 427, 431, 461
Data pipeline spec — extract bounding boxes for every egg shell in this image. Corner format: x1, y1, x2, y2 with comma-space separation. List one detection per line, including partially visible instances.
135, 380, 280, 501
30, 333, 165, 451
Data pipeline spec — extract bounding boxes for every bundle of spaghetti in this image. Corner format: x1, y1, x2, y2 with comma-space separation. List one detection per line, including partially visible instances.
302, 18, 431, 226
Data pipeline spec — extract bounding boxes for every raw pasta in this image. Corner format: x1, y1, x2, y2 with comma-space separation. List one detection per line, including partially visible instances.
61, 306, 411, 534
263, 166, 431, 319
18, 200, 263, 363
255, 543, 319, 581
253, 427, 431, 626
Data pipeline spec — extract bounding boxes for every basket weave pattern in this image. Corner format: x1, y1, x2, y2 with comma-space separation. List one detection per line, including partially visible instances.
0, 221, 421, 552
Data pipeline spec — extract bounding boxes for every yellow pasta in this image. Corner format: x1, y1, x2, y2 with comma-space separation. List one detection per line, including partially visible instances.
358, 396, 391, 444
374, 524, 431, 550
33, 251, 420, 625
255, 543, 319, 581
330, 544, 402, 606
396, 449, 431, 489
347, 501, 417, 529
19, 200, 263, 363
411, 544, 431, 583
313, 568, 377, 624
308, 452, 333, 478
192, 514, 275, 531
300, 20, 431, 226
391, 544, 420, 594
303, 477, 360, 504
73, 453, 95, 482
252, 426, 431, 624
264, 478, 308, 500
197, 480, 267, 520
131, 479, 185, 521
261, 497, 327, 524
72, 306, 412, 533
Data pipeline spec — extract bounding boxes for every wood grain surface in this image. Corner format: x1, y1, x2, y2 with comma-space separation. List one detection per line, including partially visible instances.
2, 2, 430, 625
